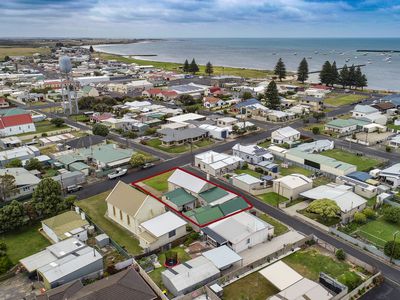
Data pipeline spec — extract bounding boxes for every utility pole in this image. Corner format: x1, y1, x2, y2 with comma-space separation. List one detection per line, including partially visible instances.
390, 231, 399, 263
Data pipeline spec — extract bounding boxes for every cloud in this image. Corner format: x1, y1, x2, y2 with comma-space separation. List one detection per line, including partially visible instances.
0, 0, 399, 37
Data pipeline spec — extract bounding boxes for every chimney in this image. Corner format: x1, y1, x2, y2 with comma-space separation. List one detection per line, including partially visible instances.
80, 212, 86, 220
75, 206, 80, 215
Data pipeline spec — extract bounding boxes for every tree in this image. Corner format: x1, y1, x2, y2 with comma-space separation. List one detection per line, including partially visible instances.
348, 65, 356, 88
274, 58, 286, 81
89, 45, 94, 53
4, 55, 11, 62
205, 62, 213, 76
0, 174, 16, 202
189, 58, 199, 74
265, 81, 280, 109
354, 66, 367, 90
24, 158, 42, 171
354, 212, 367, 224
320, 61, 332, 86
177, 94, 196, 106
336, 248, 346, 260
130, 153, 147, 168
32, 178, 64, 217
384, 240, 400, 260
0, 255, 12, 275
313, 111, 326, 122
0, 200, 26, 233
92, 123, 109, 137
382, 206, 400, 224
50, 117, 65, 127
363, 207, 376, 219
183, 59, 189, 72
297, 58, 309, 83
5, 159, 22, 168
241, 91, 253, 100
312, 127, 320, 135
331, 61, 339, 85
307, 199, 340, 220
339, 64, 349, 88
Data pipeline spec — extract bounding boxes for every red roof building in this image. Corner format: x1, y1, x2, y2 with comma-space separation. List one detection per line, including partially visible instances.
0, 108, 36, 136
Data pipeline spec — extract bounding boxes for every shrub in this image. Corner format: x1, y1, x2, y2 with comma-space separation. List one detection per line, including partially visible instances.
336, 248, 346, 260
354, 212, 367, 224
92, 123, 109, 137
382, 206, 400, 224
363, 207, 376, 219
50, 118, 65, 127
338, 271, 362, 291
386, 146, 392, 153
384, 240, 400, 259
0, 255, 12, 275
312, 126, 320, 135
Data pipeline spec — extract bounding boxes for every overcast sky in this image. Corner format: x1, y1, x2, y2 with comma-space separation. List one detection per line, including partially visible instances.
1, 0, 400, 38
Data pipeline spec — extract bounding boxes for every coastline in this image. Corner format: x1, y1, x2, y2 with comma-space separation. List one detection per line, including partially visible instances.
92, 45, 276, 78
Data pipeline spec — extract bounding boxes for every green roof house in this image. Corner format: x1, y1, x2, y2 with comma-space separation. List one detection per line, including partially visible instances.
163, 187, 197, 211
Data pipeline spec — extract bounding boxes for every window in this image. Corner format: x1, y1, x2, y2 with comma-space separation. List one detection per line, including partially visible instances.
119, 210, 123, 221
168, 230, 176, 238
127, 215, 130, 225
246, 238, 250, 244
113, 206, 116, 216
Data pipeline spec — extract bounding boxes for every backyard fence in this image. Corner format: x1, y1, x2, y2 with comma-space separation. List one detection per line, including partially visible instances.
329, 227, 400, 267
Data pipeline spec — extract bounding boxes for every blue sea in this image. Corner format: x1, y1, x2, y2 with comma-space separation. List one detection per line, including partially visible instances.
93, 38, 400, 91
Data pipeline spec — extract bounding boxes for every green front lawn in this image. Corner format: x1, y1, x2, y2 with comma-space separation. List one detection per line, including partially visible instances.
298, 209, 341, 227
194, 138, 215, 148
258, 192, 287, 207
235, 168, 263, 178
223, 271, 279, 300
142, 170, 174, 192
320, 149, 382, 172
76, 191, 142, 255
324, 94, 366, 106
283, 248, 362, 290
0, 222, 51, 265
19, 120, 69, 136
258, 140, 271, 148
387, 124, 400, 131
355, 217, 400, 248
146, 139, 190, 154
279, 165, 313, 177
259, 214, 289, 236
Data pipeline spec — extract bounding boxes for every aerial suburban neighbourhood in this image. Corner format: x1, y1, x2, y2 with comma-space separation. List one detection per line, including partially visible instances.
0, 2, 400, 300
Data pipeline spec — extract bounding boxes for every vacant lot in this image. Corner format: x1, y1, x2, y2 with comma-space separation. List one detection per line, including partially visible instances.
280, 165, 313, 177
324, 94, 365, 106
235, 168, 262, 178
76, 191, 142, 255
0, 222, 50, 265
258, 192, 286, 207
223, 271, 279, 300
0, 46, 50, 60
320, 149, 382, 171
142, 170, 174, 192
283, 248, 363, 290
258, 214, 289, 236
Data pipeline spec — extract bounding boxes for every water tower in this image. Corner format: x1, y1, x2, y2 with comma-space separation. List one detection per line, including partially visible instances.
59, 56, 79, 115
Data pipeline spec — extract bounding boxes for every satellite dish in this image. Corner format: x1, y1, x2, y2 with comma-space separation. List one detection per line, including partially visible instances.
59, 56, 72, 73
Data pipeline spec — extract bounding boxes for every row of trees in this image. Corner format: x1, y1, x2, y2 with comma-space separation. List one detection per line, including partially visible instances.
0, 178, 75, 233
273, 57, 367, 89
182, 59, 214, 75
320, 61, 367, 89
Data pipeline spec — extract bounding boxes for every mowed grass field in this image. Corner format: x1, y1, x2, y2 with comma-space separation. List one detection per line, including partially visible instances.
98, 53, 274, 78
324, 94, 366, 106
0, 46, 50, 60
320, 149, 382, 171
76, 191, 142, 255
142, 170, 174, 192
355, 217, 400, 248
0, 222, 50, 265
223, 271, 279, 300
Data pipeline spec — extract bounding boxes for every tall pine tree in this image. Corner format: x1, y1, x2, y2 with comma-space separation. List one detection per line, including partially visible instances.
297, 58, 309, 83
189, 58, 199, 74
183, 59, 189, 72
339, 64, 349, 88
274, 58, 286, 82
355, 66, 368, 90
331, 61, 339, 86
320, 61, 332, 86
265, 81, 280, 109
205, 61, 213, 76
348, 65, 356, 89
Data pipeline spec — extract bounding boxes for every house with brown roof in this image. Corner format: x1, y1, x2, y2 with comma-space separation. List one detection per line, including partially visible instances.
36, 268, 158, 300
372, 101, 396, 113
203, 96, 225, 108
105, 181, 165, 236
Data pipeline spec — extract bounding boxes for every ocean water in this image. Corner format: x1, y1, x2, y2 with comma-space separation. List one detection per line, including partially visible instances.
94, 38, 400, 91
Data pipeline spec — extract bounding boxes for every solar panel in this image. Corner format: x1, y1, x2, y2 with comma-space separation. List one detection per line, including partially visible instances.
182, 262, 192, 269
167, 268, 178, 275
